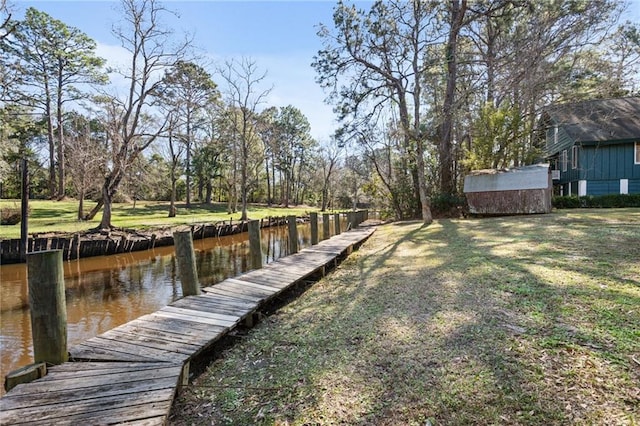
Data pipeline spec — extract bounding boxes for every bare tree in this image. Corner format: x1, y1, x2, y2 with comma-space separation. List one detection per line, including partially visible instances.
64, 113, 105, 219
85, 0, 189, 229
217, 57, 270, 221
318, 139, 341, 211
314, 0, 439, 223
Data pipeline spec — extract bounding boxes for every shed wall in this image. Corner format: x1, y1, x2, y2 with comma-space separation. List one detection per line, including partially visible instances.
466, 188, 552, 215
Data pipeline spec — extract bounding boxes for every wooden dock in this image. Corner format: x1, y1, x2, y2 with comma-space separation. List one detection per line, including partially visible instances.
0, 226, 374, 425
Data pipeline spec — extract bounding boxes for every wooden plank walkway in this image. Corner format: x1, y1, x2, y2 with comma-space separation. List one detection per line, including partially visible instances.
0, 226, 375, 425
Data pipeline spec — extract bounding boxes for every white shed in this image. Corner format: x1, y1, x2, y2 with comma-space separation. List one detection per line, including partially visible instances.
463, 164, 552, 215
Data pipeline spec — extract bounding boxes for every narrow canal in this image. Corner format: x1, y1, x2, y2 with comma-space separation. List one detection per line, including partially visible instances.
0, 221, 331, 391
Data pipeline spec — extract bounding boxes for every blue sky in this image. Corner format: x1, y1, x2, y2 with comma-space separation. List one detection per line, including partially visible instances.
13, 1, 346, 141
10, 0, 640, 142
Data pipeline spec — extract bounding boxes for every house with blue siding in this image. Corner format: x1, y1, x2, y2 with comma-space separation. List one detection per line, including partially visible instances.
542, 97, 640, 196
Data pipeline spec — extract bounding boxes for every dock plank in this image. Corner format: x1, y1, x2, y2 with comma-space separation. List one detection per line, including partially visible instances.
0, 226, 376, 425
213, 279, 277, 298
100, 329, 201, 355
133, 313, 227, 337
152, 309, 237, 328
0, 388, 176, 425
69, 332, 188, 362
170, 296, 254, 317
202, 286, 264, 303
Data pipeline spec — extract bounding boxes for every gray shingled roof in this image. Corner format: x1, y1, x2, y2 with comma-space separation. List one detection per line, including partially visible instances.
545, 97, 640, 144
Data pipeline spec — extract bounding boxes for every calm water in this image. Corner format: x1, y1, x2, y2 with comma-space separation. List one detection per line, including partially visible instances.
0, 222, 331, 391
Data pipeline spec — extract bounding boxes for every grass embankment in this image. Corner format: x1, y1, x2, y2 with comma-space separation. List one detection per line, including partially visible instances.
170, 209, 639, 425
0, 200, 316, 239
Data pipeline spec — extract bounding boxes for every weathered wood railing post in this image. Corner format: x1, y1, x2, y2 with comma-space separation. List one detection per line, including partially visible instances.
248, 219, 263, 269
310, 212, 318, 245
322, 213, 330, 240
334, 213, 341, 235
173, 231, 200, 296
27, 250, 68, 365
346, 212, 354, 230
287, 215, 298, 254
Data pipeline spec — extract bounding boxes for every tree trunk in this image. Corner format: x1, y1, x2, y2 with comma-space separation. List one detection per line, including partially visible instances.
440, 0, 466, 196
265, 157, 271, 207
415, 138, 433, 224
168, 169, 177, 218
98, 182, 112, 229
240, 153, 248, 221
77, 189, 84, 221
185, 139, 191, 208
205, 180, 213, 204
56, 70, 65, 199
84, 199, 103, 221
46, 106, 56, 199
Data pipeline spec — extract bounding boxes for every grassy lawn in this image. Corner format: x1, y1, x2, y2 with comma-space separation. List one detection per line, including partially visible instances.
170, 209, 640, 425
0, 199, 318, 239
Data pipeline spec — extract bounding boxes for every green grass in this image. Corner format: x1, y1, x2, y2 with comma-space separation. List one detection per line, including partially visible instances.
170, 209, 640, 425
0, 199, 318, 239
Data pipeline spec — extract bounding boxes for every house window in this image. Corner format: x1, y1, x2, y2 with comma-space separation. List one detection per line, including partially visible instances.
571, 145, 579, 169
635, 142, 640, 165
561, 149, 568, 172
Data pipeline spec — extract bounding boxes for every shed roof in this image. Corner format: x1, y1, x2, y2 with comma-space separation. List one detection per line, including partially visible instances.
544, 97, 640, 145
463, 164, 550, 193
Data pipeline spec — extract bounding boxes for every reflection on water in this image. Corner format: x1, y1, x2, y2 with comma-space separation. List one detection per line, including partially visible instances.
0, 221, 327, 389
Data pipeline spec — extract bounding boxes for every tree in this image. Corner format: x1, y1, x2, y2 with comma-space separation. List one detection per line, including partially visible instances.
217, 57, 270, 221
314, 0, 438, 223
0, 0, 14, 41
274, 105, 313, 207
318, 138, 342, 211
164, 115, 184, 217
155, 60, 219, 208
256, 106, 279, 206
0, 105, 47, 198
63, 113, 105, 219
463, 0, 624, 170
86, 0, 189, 229
7, 7, 106, 198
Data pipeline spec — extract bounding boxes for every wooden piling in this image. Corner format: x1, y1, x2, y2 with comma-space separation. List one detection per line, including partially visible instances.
20, 159, 28, 262
322, 213, 330, 240
173, 231, 201, 296
27, 250, 68, 365
310, 212, 318, 245
287, 215, 298, 254
334, 213, 341, 235
248, 220, 263, 270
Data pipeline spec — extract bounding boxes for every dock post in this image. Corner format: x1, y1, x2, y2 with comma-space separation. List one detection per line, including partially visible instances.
173, 231, 201, 296
310, 212, 318, 245
287, 215, 298, 254
27, 250, 68, 365
334, 213, 341, 235
248, 219, 263, 269
322, 213, 330, 240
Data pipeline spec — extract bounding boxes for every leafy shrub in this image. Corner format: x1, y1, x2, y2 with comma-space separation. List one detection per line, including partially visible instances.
553, 194, 640, 209
1, 207, 22, 225
431, 193, 468, 218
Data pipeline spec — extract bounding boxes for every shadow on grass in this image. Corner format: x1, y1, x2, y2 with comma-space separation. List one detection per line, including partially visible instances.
171, 213, 640, 425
